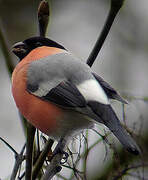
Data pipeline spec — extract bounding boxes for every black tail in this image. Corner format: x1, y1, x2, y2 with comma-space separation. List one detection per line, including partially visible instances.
88, 101, 140, 155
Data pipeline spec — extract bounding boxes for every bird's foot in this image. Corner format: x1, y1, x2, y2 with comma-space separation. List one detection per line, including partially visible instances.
51, 138, 69, 164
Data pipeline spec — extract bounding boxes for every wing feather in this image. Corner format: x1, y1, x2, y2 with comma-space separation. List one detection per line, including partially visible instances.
27, 80, 87, 108
93, 73, 128, 104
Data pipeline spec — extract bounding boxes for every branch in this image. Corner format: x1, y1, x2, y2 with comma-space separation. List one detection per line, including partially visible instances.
0, 137, 18, 156
128, 172, 148, 180
42, 138, 66, 180
68, 131, 111, 180
38, 0, 50, 37
10, 144, 26, 180
113, 163, 148, 180
87, 0, 125, 67
0, 22, 14, 75
25, 123, 36, 180
42, 154, 62, 180
24, 1, 51, 179
0, 137, 26, 179
32, 138, 54, 180
95, 142, 144, 179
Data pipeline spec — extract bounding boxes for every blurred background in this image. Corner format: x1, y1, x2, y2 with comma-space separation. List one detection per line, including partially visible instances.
0, 0, 148, 179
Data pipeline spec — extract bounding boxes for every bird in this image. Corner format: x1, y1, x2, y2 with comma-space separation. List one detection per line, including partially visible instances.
11, 36, 140, 155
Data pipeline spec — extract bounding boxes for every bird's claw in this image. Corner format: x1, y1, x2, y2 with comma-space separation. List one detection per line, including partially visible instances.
51, 145, 69, 164
60, 151, 69, 164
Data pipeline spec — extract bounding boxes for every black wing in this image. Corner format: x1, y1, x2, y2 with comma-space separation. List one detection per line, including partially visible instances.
40, 81, 87, 108
92, 73, 128, 104
87, 100, 140, 155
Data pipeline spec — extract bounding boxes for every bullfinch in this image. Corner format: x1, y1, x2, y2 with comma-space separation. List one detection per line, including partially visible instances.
12, 36, 140, 155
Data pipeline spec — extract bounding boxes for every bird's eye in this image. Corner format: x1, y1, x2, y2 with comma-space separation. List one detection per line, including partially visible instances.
36, 42, 43, 47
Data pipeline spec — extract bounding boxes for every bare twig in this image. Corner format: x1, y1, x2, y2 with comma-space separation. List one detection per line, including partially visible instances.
32, 138, 54, 180
87, 0, 125, 67
10, 144, 26, 180
18, 112, 29, 138
38, 0, 50, 37
0, 137, 26, 180
68, 131, 111, 180
113, 163, 148, 180
25, 123, 36, 180
42, 154, 62, 180
42, 138, 66, 180
0, 22, 14, 75
56, 173, 69, 180
82, 131, 88, 179
36, 129, 41, 154
128, 172, 148, 180
24, 1, 51, 179
0, 137, 18, 156
68, 137, 83, 180
122, 103, 127, 125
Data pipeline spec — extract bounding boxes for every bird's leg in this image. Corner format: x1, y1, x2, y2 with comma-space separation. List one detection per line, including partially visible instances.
42, 138, 67, 180
51, 138, 69, 164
